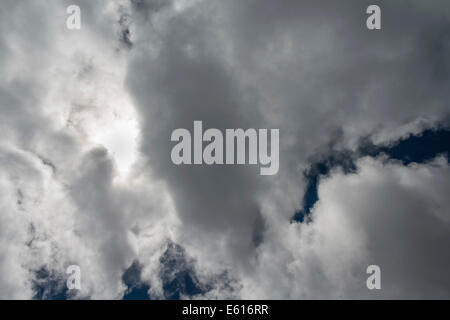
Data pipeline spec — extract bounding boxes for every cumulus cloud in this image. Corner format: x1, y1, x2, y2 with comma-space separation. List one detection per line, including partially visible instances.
1, 0, 450, 299
0, 0, 176, 299
241, 156, 450, 299
126, 0, 450, 298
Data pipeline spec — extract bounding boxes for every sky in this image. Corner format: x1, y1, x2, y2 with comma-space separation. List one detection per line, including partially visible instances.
1, 0, 450, 299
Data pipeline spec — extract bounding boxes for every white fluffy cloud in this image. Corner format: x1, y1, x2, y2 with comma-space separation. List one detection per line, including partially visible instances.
238, 157, 450, 299
0, 0, 177, 299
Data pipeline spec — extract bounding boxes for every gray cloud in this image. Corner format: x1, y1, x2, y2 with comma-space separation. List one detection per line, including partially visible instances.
126, 0, 450, 297
1, 0, 450, 299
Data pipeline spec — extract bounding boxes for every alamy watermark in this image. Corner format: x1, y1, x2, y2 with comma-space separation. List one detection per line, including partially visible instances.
366, 265, 381, 290
66, 5, 81, 30
366, 5, 381, 30
65, 4, 380, 31
171, 121, 279, 175
66, 264, 81, 290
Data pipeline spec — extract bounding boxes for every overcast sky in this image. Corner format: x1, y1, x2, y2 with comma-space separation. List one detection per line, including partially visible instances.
1, 0, 450, 299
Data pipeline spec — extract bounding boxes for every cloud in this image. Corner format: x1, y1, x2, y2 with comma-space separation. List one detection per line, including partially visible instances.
1, 0, 450, 299
125, 0, 450, 298
0, 0, 176, 299
280, 156, 450, 299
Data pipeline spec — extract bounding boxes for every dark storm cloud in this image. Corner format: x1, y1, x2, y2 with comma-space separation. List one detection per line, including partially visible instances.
126, 0, 450, 297
128, 0, 266, 265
